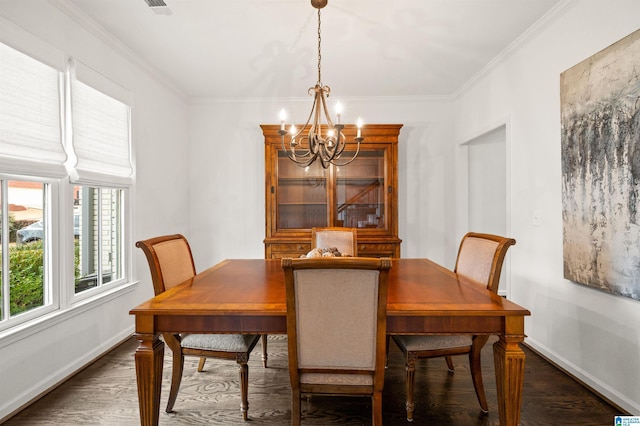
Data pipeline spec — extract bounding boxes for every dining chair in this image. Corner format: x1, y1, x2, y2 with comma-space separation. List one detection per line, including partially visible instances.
311, 227, 358, 256
390, 232, 516, 422
282, 256, 391, 425
136, 234, 267, 420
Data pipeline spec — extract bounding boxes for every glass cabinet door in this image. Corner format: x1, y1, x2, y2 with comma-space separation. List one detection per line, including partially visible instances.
276, 151, 329, 229
334, 149, 386, 230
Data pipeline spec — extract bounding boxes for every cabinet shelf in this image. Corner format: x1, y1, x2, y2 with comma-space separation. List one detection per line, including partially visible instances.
278, 179, 327, 185
337, 178, 383, 183
278, 202, 327, 206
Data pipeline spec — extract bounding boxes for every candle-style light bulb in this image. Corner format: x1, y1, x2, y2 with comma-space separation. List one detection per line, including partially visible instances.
356, 117, 363, 138
279, 109, 287, 131
335, 101, 343, 124
289, 124, 297, 135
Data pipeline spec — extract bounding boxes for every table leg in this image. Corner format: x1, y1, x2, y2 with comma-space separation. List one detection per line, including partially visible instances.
134, 333, 164, 426
493, 333, 526, 426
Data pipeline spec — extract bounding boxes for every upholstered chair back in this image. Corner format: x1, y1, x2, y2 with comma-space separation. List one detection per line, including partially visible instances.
136, 234, 197, 295
454, 232, 516, 293
311, 227, 358, 256
294, 268, 380, 372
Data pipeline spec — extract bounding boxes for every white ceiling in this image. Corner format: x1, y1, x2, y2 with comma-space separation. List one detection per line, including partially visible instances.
65, 0, 562, 100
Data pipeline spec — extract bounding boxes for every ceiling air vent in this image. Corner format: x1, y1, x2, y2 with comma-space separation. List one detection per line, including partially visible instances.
143, 0, 172, 15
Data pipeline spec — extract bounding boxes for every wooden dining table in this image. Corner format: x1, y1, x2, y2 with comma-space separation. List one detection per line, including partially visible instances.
130, 258, 530, 426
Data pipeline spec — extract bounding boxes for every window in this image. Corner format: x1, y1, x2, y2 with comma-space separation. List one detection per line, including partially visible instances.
1, 180, 49, 319
0, 34, 132, 331
0, 39, 62, 327
74, 186, 123, 294
67, 58, 131, 298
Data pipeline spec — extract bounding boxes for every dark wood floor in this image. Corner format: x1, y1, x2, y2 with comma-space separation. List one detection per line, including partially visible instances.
4, 334, 622, 425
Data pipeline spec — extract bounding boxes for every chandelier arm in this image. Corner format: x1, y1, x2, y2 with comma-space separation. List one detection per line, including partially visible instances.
291, 132, 311, 159
327, 139, 362, 166
284, 136, 317, 167
281, 128, 313, 164
313, 90, 322, 135
331, 131, 344, 158
319, 86, 334, 129
305, 92, 322, 158
301, 149, 319, 168
282, 136, 311, 162
294, 138, 312, 159
320, 89, 344, 163
297, 86, 320, 143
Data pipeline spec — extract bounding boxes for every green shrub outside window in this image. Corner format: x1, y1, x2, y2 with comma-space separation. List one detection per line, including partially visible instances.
4, 240, 81, 316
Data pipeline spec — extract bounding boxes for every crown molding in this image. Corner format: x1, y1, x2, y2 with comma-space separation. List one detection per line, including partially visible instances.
453, 0, 576, 100
190, 94, 453, 105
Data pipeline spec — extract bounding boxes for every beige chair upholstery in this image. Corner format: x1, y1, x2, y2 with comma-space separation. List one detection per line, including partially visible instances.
311, 227, 358, 256
136, 234, 267, 420
282, 257, 391, 425
391, 232, 516, 421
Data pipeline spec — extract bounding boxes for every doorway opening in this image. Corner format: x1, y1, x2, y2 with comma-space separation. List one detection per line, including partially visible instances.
461, 124, 511, 295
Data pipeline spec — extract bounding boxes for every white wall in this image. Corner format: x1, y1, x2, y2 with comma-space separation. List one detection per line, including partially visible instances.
0, 1, 190, 420
187, 97, 456, 270
453, 0, 640, 413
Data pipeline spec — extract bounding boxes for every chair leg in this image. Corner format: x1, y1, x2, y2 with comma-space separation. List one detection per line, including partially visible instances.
445, 355, 455, 372
261, 334, 268, 368
470, 335, 490, 413
197, 357, 206, 372
385, 335, 390, 368
291, 389, 301, 426
166, 352, 185, 413
405, 351, 417, 422
372, 390, 383, 425
237, 354, 250, 421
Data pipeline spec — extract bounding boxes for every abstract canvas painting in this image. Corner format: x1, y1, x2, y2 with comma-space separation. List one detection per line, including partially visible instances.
561, 28, 640, 301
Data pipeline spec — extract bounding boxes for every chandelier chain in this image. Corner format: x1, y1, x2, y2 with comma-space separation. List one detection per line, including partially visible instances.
317, 8, 322, 86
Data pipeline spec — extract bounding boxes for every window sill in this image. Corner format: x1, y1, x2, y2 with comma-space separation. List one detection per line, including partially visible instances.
0, 280, 139, 350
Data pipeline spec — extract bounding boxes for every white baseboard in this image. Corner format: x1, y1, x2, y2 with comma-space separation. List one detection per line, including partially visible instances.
0, 326, 134, 422
524, 337, 639, 414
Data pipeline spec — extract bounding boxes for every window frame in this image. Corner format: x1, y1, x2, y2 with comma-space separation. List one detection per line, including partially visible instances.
0, 175, 133, 334
0, 174, 59, 330
70, 185, 129, 303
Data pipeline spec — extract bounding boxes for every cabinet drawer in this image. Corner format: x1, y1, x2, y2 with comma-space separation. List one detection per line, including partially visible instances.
270, 252, 306, 259
358, 243, 399, 258
358, 243, 394, 252
268, 243, 311, 259
271, 243, 310, 253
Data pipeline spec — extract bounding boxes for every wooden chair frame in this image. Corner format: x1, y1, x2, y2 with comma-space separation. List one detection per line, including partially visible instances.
136, 234, 267, 420
282, 257, 391, 425
391, 232, 516, 421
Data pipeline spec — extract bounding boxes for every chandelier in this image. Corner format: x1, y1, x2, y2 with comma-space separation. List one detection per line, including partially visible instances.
278, 0, 363, 169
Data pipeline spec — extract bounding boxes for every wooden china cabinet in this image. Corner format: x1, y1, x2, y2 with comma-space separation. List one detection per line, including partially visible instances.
262, 123, 402, 259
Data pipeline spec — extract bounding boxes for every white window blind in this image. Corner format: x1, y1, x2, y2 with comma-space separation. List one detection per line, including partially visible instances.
0, 42, 66, 177
69, 59, 133, 186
